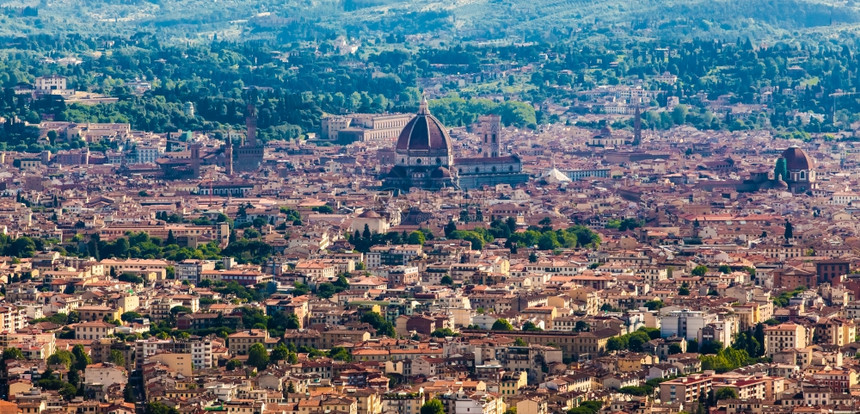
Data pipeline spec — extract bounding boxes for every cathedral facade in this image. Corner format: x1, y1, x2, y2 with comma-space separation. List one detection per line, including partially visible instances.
382, 100, 528, 192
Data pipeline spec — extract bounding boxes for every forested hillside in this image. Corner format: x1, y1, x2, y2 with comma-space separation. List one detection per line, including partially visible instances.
3, 0, 860, 43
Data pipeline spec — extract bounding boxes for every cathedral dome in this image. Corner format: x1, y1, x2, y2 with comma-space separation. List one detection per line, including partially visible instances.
781, 146, 814, 171
430, 166, 453, 178
395, 98, 453, 161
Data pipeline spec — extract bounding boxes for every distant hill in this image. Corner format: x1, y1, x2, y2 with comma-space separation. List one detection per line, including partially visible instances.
2, 0, 860, 43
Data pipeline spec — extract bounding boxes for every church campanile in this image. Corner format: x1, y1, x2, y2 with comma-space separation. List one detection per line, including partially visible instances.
480, 114, 502, 158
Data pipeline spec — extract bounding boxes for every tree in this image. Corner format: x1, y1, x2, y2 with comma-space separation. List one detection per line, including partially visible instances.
271, 343, 290, 361
715, 387, 738, 400
247, 343, 269, 371
444, 220, 457, 238
47, 350, 73, 369
691, 265, 708, 276
284, 313, 301, 330
567, 401, 603, 414
421, 399, 446, 414
317, 283, 337, 299
226, 359, 242, 370
619, 386, 652, 396
328, 346, 351, 361
109, 350, 125, 366
407, 231, 426, 245
700, 341, 724, 355
668, 343, 683, 355
431, 328, 458, 338
2, 347, 24, 361
522, 321, 543, 331
117, 273, 144, 284
574, 321, 590, 332
72, 345, 91, 370
784, 219, 793, 241
360, 311, 396, 337
124, 383, 136, 403
687, 339, 699, 353
170, 305, 192, 316
627, 331, 650, 351
145, 402, 179, 414
492, 319, 514, 331
121, 311, 142, 322
440, 275, 453, 285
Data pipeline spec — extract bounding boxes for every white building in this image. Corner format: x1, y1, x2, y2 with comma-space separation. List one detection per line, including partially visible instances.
454, 393, 505, 414
135, 145, 162, 164
84, 363, 128, 388
660, 309, 714, 341
175, 259, 215, 283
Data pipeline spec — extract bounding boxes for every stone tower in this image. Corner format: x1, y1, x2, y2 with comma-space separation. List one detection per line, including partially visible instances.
479, 114, 502, 158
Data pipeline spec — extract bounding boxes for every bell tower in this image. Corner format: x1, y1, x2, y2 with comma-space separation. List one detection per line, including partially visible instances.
480, 114, 501, 158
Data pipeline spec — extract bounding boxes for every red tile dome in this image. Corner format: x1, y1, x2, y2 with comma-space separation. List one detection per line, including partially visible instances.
395, 98, 453, 159
781, 146, 814, 171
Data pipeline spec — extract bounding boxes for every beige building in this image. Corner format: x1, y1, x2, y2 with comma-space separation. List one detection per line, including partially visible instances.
75, 321, 116, 340
516, 399, 548, 414
228, 329, 270, 355
350, 210, 390, 234
77, 305, 120, 322
351, 389, 382, 414
150, 353, 193, 377
84, 363, 128, 388
764, 323, 808, 357
382, 390, 425, 414
659, 374, 713, 403
822, 318, 856, 346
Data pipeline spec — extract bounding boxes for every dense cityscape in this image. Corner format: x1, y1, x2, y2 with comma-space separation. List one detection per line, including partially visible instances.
4, 1, 860, 414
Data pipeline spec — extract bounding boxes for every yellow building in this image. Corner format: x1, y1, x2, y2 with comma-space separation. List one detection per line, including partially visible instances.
150, 353, 193, 377
74, 321, 116, 340
382, 391, 425, 414
516, 399, 548, 414
499, 371, 528, 396
823, 318, 856, 347
351, 389, 382, 414
76, 305, 120, 322
617, 354, 656, 373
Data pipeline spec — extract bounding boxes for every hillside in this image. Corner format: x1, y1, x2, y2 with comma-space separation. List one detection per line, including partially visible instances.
2, 0, 860, 44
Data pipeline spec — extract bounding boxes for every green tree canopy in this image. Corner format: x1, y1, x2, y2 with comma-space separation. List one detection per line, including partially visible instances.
246, 343, 270, 371
492, 319, 514, 331
420, 399, 446, 414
